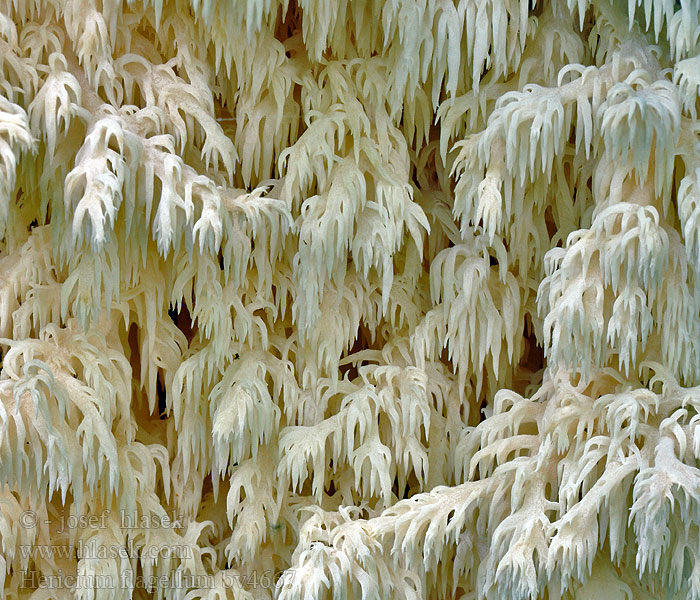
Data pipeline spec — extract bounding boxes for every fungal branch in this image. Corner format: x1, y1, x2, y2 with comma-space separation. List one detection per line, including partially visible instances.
280, 3, 700, 600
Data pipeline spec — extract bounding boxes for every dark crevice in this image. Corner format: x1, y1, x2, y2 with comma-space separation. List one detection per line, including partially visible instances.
478, 397, 488, 422
510, 317, 546, 398
338, 360, 359, 382
274, 0, 301, 46
157, 376, 167, 419
338, 323, 376, 382
521, 319, 545, 375
544, 206, 557, 241
392, 473, 419, 500
529, 0, 544, 17
127, 323, 141, 382
391, 478, 408, 500
168, 303, 196, 344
